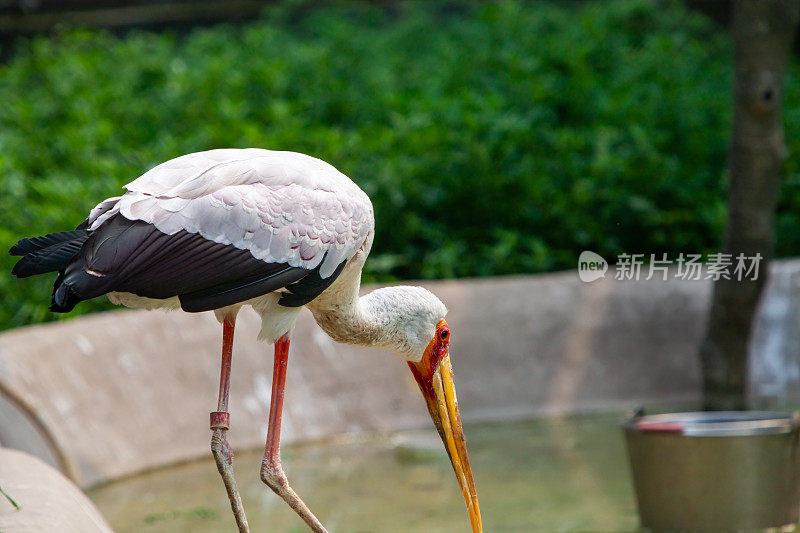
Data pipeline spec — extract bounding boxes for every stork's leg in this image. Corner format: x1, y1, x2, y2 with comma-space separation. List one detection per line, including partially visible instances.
260, 334, 329, 533
210, 315, 250, 533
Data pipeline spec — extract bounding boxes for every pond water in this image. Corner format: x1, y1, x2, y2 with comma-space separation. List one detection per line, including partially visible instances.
88, 413, 639, 532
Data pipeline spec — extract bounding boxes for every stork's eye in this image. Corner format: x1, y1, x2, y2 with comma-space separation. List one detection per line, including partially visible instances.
439, 329, 449, 341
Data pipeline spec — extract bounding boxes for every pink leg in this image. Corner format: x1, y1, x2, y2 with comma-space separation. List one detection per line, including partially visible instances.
260, 334, 328, 533
210, 316, 250, 533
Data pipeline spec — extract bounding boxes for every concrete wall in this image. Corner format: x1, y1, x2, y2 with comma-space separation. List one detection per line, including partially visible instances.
3, 263, 779, 488
750, 260, 800, 398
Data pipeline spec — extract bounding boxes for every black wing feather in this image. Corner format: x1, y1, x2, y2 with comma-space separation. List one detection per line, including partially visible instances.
48, 214, 347, 314
279, 259, 347, 307
179, 267, 309, 312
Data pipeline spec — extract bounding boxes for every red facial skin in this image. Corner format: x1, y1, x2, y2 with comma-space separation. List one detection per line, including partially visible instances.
408, 320, 450, 390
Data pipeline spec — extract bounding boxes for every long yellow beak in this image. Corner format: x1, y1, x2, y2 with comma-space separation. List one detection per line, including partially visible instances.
412, 352, 482, 532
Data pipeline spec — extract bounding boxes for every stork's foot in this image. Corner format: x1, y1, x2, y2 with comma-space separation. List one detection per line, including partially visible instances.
261, 455, 328, 533
211, 422, 250, 533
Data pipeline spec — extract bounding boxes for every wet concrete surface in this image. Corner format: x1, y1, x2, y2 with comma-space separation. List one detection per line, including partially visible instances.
88, 413, 640, 533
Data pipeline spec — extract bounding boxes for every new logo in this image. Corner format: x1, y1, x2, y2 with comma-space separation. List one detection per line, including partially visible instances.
578, 251, 607, 283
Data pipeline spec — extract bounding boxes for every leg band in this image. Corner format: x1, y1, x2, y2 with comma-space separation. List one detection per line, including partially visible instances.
211, 411, 230, 430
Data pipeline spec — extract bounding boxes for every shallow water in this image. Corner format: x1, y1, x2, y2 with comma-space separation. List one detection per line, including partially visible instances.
88, 413, 639, 532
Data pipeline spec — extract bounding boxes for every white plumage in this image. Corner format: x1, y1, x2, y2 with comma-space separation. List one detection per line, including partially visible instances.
93, 149, 379, 344
90, 149, 373, 278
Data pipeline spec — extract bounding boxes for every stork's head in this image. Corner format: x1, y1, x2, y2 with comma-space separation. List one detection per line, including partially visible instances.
365, 286, 482, 532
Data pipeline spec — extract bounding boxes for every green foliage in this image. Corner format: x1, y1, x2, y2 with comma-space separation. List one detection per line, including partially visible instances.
0, 0, 791, 329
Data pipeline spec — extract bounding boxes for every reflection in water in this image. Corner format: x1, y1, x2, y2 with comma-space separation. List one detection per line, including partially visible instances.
88, 414, 639, 532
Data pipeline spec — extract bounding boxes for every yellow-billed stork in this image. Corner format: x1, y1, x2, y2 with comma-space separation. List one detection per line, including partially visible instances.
9, 149, 482, 533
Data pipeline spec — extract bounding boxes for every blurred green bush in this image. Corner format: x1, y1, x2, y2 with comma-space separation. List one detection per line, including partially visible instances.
1, 0, 798, 329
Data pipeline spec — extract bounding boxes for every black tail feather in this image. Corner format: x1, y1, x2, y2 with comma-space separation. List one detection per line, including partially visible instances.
9, 230, 87, 256
11, 236, 89, 278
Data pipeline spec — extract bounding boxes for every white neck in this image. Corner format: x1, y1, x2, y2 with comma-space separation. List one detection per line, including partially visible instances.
306, 252, 384, 347
306, 251, 445, 361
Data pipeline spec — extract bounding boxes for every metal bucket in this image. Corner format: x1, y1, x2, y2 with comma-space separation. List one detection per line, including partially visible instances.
623, 411, 800, 532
